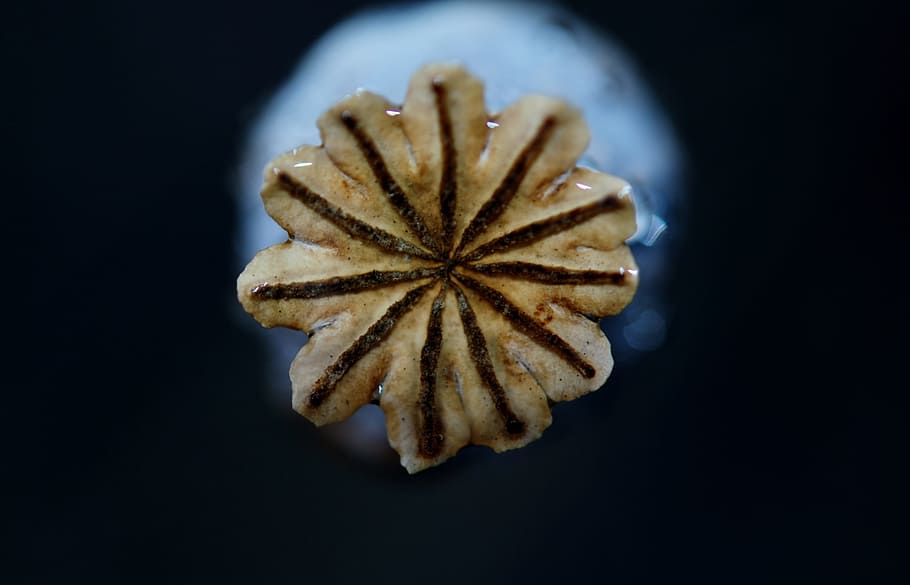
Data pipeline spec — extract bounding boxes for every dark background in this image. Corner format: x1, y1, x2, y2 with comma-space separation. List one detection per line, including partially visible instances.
14, 0, 905, 582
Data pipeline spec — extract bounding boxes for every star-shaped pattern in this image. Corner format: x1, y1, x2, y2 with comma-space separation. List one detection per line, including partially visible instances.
238, 63, 638, 472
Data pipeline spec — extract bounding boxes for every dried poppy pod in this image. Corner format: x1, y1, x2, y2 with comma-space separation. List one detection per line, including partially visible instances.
237, 63, 638, 473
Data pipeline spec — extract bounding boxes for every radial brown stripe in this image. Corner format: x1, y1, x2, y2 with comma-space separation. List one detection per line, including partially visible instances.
251, 267, 441, 300
452, 283, 525, 436
276, 172, 435, 259
340, 111, 442, 255
467, 262, 627, 285
453, 273, 596, 379
453, 116, 557, 256
417, 281, 448, 457
460, 194, 625, 262
433, 80, 458, 256
308, 281, 435, 408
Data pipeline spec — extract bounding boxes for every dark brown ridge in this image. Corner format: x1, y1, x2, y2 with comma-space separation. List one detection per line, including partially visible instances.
308, 281, 435, 407
461, 193, 625, 262
454, 272, 596, 379
417, 281, 448, 457
452, 283, 525, 436
276, 172, 436, 260
433, 80, 458, 256
340, 111, 442, 255
453, 116, 557, 257
251, 267, 441, 300
467, 262, 627, 285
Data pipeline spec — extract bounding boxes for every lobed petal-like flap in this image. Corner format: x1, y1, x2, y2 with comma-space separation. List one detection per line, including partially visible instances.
461, 167, 636, 260
289, 280, 438, 426
453, 95, 590, 256
319, 92, 443, 255
400, 63, 489, 252
469, 243, 638, 319
449, 282, 553, 449
237, 240, 438, 332
454, 272, 614, 404
264, 146, 435, 259
380, 284, 472, 473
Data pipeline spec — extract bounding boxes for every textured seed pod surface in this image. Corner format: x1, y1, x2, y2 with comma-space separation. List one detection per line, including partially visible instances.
238, 63, 638, 473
